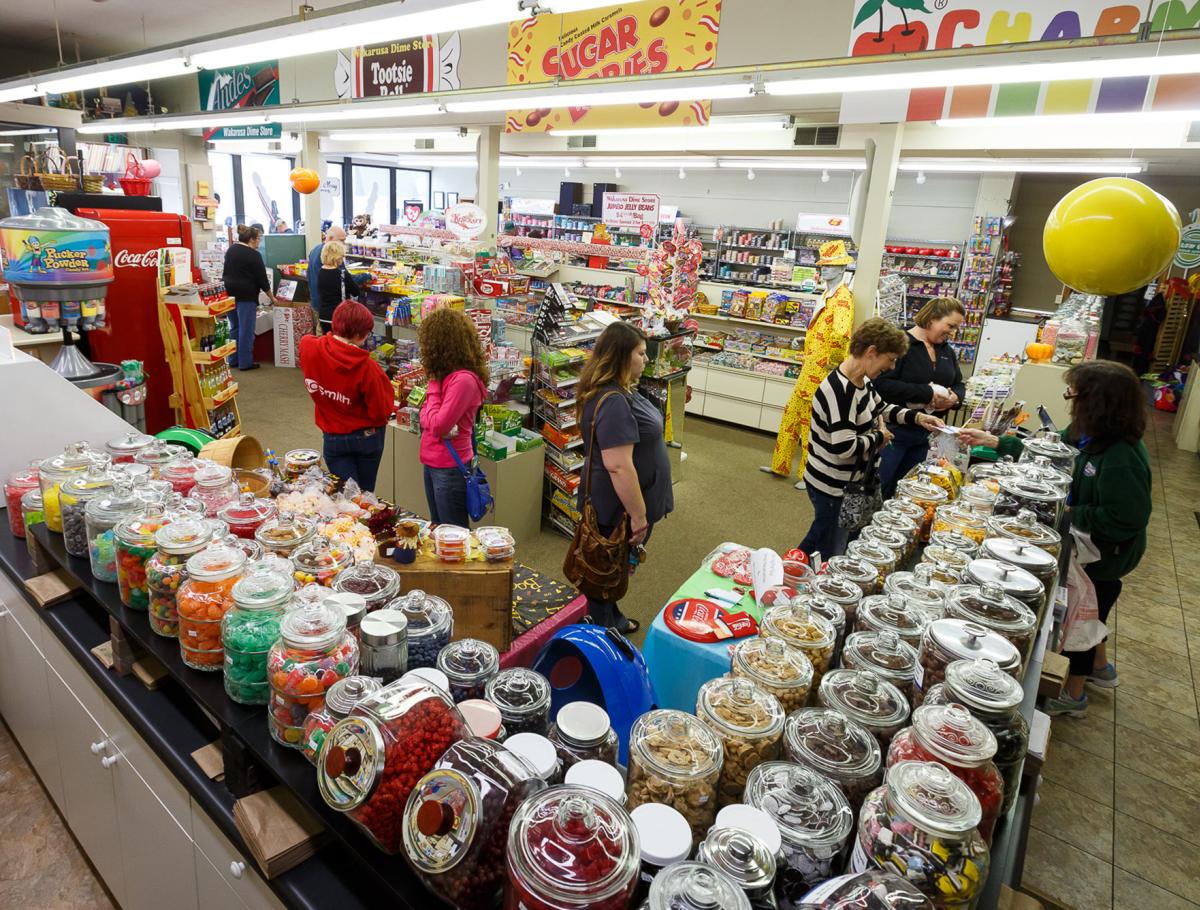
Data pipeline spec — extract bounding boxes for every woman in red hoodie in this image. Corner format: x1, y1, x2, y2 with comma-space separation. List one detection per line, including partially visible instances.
298, 301, 395, 491
418, 307, 489, 526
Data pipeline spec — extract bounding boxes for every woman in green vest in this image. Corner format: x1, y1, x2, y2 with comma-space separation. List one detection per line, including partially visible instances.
961, 360, 1151, 719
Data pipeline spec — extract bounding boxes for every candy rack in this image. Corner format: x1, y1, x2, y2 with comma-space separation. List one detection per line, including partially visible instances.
953, 215, 1007, 364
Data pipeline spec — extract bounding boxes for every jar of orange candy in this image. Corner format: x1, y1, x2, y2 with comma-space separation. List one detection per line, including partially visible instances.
267, 594, 360, 748
177, 539, 247, 671
115, 501, 171, 610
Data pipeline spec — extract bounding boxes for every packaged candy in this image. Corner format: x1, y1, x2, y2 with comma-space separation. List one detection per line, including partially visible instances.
300, 675, 382, 764
486, 668, 552, 737
626, 709, 723, 841
783, 708, 882, 817
222, 562, 294, 703
283, 448, 321, 480
39, 440, 93, 532
695, 676, 784, 808
146, 518, 219, 638
115, 501, 170, 609
437, 638, 500, 702
5, 462, 40, 538
176, 539, 247, 670
433, 524, 471, 562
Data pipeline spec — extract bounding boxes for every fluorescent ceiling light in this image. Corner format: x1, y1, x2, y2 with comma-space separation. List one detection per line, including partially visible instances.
583, 157, 718, 168
78, 112, 267, 134
718, 158, 866, 171
447, 81, 752, 113
329, 129, 465, 141
78, 101, 445, 134
898, 159, 1144, 174
0, 84, 42, 103
38, 56, 191, 95
396, 155, 478, 167
273, 103, 443, 124
549, 115, 792, 137
500, 156, 584, 168
936, 110, 1200, 129
0, 128, 57, 136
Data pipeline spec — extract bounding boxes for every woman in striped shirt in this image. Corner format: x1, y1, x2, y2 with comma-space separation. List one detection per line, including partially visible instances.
800, 318, 943, 560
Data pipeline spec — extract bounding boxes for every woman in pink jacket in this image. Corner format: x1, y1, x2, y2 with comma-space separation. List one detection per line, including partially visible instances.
418, 308, 489, 526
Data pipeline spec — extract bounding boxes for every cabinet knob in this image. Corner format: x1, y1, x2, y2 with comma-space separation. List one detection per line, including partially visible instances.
90, 741, 108, 755
229, 861, 245, 879
100, 755, 118, 768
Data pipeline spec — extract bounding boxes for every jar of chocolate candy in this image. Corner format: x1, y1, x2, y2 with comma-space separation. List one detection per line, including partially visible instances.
486, 668, 553, 737
547, 703, 619, 772
626, 710, 723, 841
58, 459, 113, 558
782, 708, 882, 817
730, 636, 814, 714
944, 582, 1038, 672
808, 572, 864, 626
984, 508, 1061, 558
825, 555, 880, 598
840, 631, 919, 704
855, 594, 931, 650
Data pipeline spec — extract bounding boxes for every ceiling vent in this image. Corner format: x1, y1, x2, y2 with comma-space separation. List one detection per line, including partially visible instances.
794, 125, 841, 147
566, 135, 599, 149
415, 138, 435, 150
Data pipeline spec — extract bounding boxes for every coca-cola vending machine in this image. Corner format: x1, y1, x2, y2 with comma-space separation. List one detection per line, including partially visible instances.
73, 208, 195, 433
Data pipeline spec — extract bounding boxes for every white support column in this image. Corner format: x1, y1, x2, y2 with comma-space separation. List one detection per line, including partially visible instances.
852, 123, 904, 327
300, 130, 324, 248
476, 125, 502, 242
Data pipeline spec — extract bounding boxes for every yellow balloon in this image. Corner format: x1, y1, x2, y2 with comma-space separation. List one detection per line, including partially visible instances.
1043, 177, 1181, 295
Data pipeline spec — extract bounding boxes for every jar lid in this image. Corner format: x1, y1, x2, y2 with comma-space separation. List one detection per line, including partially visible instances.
324, 675, 382, 716
565, 759, 625, 802
698, 826, 776, 894
61, 462, 114, 499
112, 462, 152, 485
818, 669, 909, 730
503, 733, 559, 779
154, 517, 218, 555
883, 571, 946, 614
762, 601, 837, 651
86, 481, 142, 522
986, 509, 1061, 549
106, 431, 154, 456
882, 498, 925, 522
225, 534, 263, 562
134, 440, 177, 467
395, 589, 453, 636
936, 502, 986, 528
964, 561, 1045, 601
858, 594, 928, 638
944, 659, 1024, 714
133, 479, 171, 503
928, 529, 979, 556
713, 804, 784, 856
325, 592, 367, 628
437, 638, 499, 684
332, 562, 400, 600
873, 510, 921, 538
886, 760, 981, 838
115, 502, 168, 545
21, 489, 42, 509
255, 511, 316, 548
41, 440, 93, 478
911, 703, 999, 767
160, 451, 199, 481
6, 462, 40, 490
896, 477, 949, 503
1023, 433, 1076, 460
842, 631, 918, 679
998, 476, 1063, 503
732, 636, 814, 690
845, 539, 898, 566
926, 619, 1021, 669
825, 555, 877, 585
486, 668, 552, 720
285, 448, 321, 468
922, 545, 971, 572
458, 699, 503, 739
279, 598, 347, 650
809, 574, 864, 607
859, 525, 909, 554
184, 538, 248, 581
947, 581, 1038, 633
647, 862, 751, 910
403, 767, 481, 872
292, 535, 353, 572
782, 708, 881, 782
507, 787, 639, 903
556, 702, 612, 745
192, 461, 233, 488
1018, 458, 1072, 491
960, 483, 998, 507
696, 676, 785, 739
744, 761, 854, 848
217, 492, 277, 525
631, 803, 693, 866
360, 612, 408, 647
807, 594, 847, 635
981, 537, 1057, 573
630, 709, 723, 780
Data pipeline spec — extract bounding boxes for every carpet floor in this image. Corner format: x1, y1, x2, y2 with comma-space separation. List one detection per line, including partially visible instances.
235, 363, 816, 638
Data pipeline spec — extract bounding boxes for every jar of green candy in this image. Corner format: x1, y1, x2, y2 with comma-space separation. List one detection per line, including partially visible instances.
115, 501, 170, 610
222, 562, 294, 705
147, 518, 219, 638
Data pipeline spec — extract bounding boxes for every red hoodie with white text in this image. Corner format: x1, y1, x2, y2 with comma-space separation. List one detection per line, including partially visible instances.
298, 333, 395, 435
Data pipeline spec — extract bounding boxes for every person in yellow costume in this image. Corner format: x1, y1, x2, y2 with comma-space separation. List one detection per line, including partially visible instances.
761, 240, 856, 489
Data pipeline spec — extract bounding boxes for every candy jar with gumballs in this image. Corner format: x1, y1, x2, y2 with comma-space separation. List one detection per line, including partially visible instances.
222, 562, 295, 704
58, 458, 114, 558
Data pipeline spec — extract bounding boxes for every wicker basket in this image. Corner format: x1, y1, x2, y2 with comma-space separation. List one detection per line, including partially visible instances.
37, 148, 80, 192
15, 154, 42, 190
200, 435, 265, 470
81, 173, 104, 193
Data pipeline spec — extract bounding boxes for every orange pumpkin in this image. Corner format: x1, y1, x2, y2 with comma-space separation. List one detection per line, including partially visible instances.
1025, 342, 1054, 363
289, 167, 320, 194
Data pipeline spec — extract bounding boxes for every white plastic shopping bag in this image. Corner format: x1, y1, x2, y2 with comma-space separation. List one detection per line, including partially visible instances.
1060, 553, 1107, 653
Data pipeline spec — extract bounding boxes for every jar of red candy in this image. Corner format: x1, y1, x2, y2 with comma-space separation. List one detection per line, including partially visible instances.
146, 518, 217, 638
945, 581, 1038, 672
486, 667, 553, 737
887, 704, 1003, 844
783, 708, 882, 817
177, 539, 247, 670
217, 491, 277, 540
922, 659, 1028, 817
190, 461, 239, 517
504, 785, 640, 910
915, 619, 1020, 708
818, 669, 910, 753
840, 630, 920, 704
39, 440, 94, 533
5, 462, 40, 538
318, 678, 470, 853
403, 738, 546, 909
222, 563, 295, 704
115, 501, 171, 609
160, 451, 201, 496
268, 595, 360, 747
105, 431, 154, 465
300, 675, 382, 764
437, 637, 500, 702
855, 594, 932, 650
332, 561, 400, 613
808, 573, 863, 627
647, 861, 751, 910
290, 535, 353, 587
825, 555, 880, 598
133, 440, 180, 480
84, 481, 142, 583
547, 702, 619, 772
254, 510, 316, 557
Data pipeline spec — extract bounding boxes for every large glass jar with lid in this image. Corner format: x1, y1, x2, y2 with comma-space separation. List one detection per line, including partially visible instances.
985, 508, 1061, 557
870, 509, 921, 560
190, 461, 239, 517
895, 476, 949, 540
844, 540, 898, 587
283, 448, 321, 480
745, 761, 855, 904
268, 594, 360, 746
806, 594, 847, 662
967, 456, 1017, 488
290, 535, 353, 587
1019, 432, 1077, 474
160, 451, 201, 496
626, 709, 724, 841
696, 676, 785, 807
177, 538, 247, 670
115, 501, 171, 609
504, 785, 640, 910
39, 440, 93, 532
944, 582, 1038, 671
852, 761, 989, 908
437, 638, 500, 702
825, 555, 880, 598
58, 458, 113, 557
855, 593, 931, 649
5, 462, 40, 538
887, 704, 1004, 844
217, 492, 277, 540
931, 504, 987, 547
133, 439, 180, 479
254, 510, 316, 557
486, 668, 553, 737
393, 589, 453, 668
403, 737, 546, 910
964, 558, 1047, 620
318, 678, 469, 853
921, 544, 972, 579
928, 528, 980, 558
818, 669, 910, 752
958, 482, 998, 516
300, 675, 382, 764
857, 524, 910, 563
1015, 455, 1072, 495
915, 619, 1021, 708
783, 708, 882, 816
992, 477, 1065, 528
980, 537, 1058, 601
105, 431, 154, 465
646, 862, 750, 910
333, 561, 400, 613
221, 563, 294, 703
84, 481, 141, 582
731, 636, 814, 714
883, 567, 947, 621
146, 518, 218, 638
696, 826, 776, 909
841, 631, 919, 704
547, 702, 619, 771
809, 573, 864, 626
761, 599, 837, 685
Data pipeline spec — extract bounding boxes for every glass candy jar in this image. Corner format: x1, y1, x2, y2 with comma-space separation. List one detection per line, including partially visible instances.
20, 491, 44, 548
177, 539, 247, 670
358, 608, 408, 684
115, 502, 170, 609
731, 636, 814, 714
486, 668, 553, 737
979, 538, 1058, 606
844, 541, 898, 587
268, 596, 360, 746
291, 535, 353, 587
883, 568, 947, 621
437, 638, 500, 702
696, 676, 785, 808
852, 761, 989, 909
825, 555, 880, 598
870, 510, 921, 560
133, 440, 178, 479
985, 509, 1061, 557
809, 573, 864, 627
958, 483, 997, 516
858, 525, 910, 563
626, 709, 724, 841
696, 826, 776, 908
841, 631, 919, 704
190, 461, 239, 517
856, 594, 931, 650
807, 595, 848, 663
403, 738, 546, 910
333, 561, 400, 613
84, 482, 141, 582
964, 559, 1046, 620
924, 659, 1029, 816
931, 504, 987, 547
39, 441, 93, 532
944, 582, 1038, 671
222, 563, 294, 703
217, 492, 277, 540
105, 431, 154, 464
547, 703, 619, 771
895, 477, 949, 541
160, 451, 201, 496
744, 761, 855, 903
284, 448, 321, 480
301, 675, 383, 764
254, 511, 316, 557
146, 518, 216, 637
396, 590, 453, 669
318, 679, 470, 852
647, 862, 750, 910
887, 704, 1004, 844
818, 669, 910, 752
5, 462, 40, 538
992, 477, 1064, 528
915, 619, 1020, 708
58, 461, 114, 558
504, 786, 640, 910
1019, 433, 1077, 474
783, 708, 882, 817
795, 871, 935, 909
1016, 456, 1072, 495
921, 545, 972, 579
760, 600, 837, 686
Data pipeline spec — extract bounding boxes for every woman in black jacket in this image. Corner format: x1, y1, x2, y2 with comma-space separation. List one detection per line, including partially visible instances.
875, 297, 966, 497
222, 224, 273, 371
314, 240, 362, 335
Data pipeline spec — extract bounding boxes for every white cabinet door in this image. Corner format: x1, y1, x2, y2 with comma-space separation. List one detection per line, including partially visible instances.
46, 666, 127, 908
195, 849, 248, 910
191, 798, 286, 910
0, 606, 64, 808
114, 754, 199, 910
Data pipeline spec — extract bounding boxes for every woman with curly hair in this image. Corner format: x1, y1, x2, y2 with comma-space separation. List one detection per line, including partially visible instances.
418, 307, 490, 526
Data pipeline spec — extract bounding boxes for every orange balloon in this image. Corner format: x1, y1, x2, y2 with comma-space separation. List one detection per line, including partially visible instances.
289, 167, 320, 194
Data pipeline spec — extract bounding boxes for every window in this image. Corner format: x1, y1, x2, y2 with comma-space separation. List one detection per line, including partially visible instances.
240, 153, 296, 232
321, 162, 344, 227
207, 153, 238, 229
395, 168, 432, 219
352, 165, 390, 225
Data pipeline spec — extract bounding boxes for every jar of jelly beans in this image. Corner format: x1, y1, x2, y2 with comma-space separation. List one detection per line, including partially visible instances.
818, 669, 910, 753
291, 535, 353, 587
782, 708, 882, 817
254, 511, 316, 558
221, 563, 294, 704
105, 431, 154, 465
20, 490, 44, 543
191, 461, 239, 517
115, 501, 170, 609
437, 638, 500, 702
486, 668, 552, 737
504, 785, 640, 910
300, 675, 382, 764
5, 462, 40, 538
395, 590, 453, 669
318, 678, 469, 852
646, 862, 750, 910
146, 518, 217, 638
626, 709, 723, 842
39, 440, 93, 532
268, 596, 360, 746
217, 491, 277, 540
177, 539, 247, 670
547, 703, 619, 772
730, 636, 814, 715
59, 459, 114, 558
696, 676, 784, 809
160, 451, 201, 496
332, 561, 400, 613
840, 630, 920, 704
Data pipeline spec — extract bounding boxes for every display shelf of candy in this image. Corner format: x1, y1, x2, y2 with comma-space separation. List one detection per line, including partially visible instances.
954, 216, 1007, 364
717, 288, 815, 329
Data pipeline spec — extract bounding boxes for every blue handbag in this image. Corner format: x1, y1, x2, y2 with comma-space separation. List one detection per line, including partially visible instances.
441, 432, 494, 523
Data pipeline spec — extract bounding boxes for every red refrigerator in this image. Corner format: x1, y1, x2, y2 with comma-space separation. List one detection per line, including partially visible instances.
73, 208, 195, 434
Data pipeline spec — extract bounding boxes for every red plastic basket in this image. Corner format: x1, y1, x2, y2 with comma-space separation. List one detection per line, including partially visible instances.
119, 176, 152, 196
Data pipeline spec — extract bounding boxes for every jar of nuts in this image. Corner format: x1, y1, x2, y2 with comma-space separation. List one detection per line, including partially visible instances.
744, 761, 855, 906
855, 594, 932, 650
730, 637, 814, 714
824, 556, 880, 597
844, 540, 898, 585
818, 669, 910, 753
882, 568, 947, 621
807, 595, 848, 664
760, 601, 837, 687
626, 709, 723, 841
808, 574, 864, 627
782, 708, 882, 817
840, 631, 919, 704
914, 619, 1021, 708
696, 677, 785, 807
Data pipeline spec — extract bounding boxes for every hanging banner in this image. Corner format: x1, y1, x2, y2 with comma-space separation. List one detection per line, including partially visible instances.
1174, 210, 1200, 270
842, 1, 1200, 124
602, 192, 660, 228
198, 61, 280, 140
505, 0, 723, 133
336, 34, 461, 99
